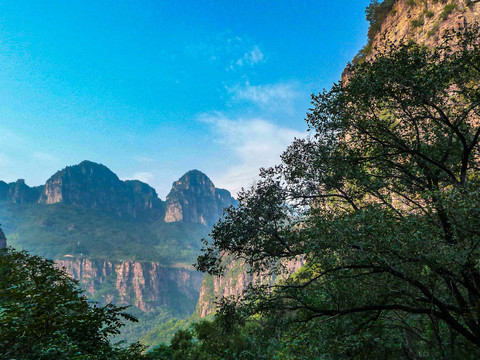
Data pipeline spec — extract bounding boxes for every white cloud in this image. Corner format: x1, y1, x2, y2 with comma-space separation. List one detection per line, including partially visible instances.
228, 81, 300, 114
121, 172, 155, 185
132, 172, 155, 184
200, 113, 305, 196
236, 46, 265, 66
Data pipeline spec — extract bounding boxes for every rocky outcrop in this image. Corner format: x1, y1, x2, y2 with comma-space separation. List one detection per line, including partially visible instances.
0, 179, 43, 204
38, 161, 164, 218
56, 258, 204, 312
370, 0, 479, 52
164, 170, 237, 226
358, 0, 480, 61
1, 162, 235, 224
195, 257, 304, 318
0, 226, 6, 248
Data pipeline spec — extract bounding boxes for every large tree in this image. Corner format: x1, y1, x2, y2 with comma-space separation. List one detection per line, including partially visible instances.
0, 244, 145, 359
197, 26, 480, 358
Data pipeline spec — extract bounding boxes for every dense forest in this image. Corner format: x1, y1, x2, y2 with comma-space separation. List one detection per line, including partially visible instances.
2, 3, 480, 360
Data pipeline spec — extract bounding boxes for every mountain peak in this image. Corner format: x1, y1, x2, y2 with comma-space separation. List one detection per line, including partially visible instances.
164, 170, 236, 226
38, 160, 162, 217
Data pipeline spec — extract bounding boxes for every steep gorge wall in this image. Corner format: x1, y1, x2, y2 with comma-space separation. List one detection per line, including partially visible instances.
366, 0, 480, 57
196, 258, 304, 318
56, 258, 204, 312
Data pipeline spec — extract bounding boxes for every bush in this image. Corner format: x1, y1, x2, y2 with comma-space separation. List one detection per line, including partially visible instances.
441, 3, 457, 20
411, 17, 424, 27
424, 10, 435, 18
0, 246, 145, 359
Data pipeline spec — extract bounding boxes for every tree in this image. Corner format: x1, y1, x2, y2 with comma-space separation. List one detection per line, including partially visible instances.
0, 245, 145, 359
197, 26, 480, 358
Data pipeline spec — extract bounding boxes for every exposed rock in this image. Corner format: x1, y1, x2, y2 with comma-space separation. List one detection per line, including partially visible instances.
0, 226, 6, 248
38, 160, 164, 218
371, 0, 479, 52
56, 258, 204, 312
164, 170, 237, 226
196, 257, 304, 318
0, 179, 43, 203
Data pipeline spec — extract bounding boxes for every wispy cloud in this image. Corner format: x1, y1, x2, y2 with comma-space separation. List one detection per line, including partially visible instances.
125, 172, 155, 185
236, 46, 265, 66
200, 113, 305, 195
227, 81, 300, 114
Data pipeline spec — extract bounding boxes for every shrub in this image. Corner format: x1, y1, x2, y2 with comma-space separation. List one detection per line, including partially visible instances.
411, 17, 424, 27
441, 3, 457, 20
424, 10, 435, 18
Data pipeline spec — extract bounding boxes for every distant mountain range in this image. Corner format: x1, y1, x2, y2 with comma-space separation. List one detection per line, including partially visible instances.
0, 160, 236, 225
0, 160, 238, 344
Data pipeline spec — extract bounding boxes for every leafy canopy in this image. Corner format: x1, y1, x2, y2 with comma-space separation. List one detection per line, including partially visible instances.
0, 245, 145, 359
197, 26, 480, 358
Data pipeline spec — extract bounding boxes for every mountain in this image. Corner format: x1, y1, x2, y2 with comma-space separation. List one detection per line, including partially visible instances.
164, 170, 237, 226
0, 179, 43, 204
0, 161, 237, 343
38, 160, 164, 219
0, 226, 6, 248
348, 0, 480, 73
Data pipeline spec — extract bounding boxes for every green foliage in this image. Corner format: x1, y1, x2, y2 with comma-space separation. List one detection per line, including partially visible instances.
0, 246, 146, 359
427, 21, 440, 37
406, 0, 416, 5
196, 26, 480, 357
441, 3, 457, 20
411, 16, 424, 27
424, 9, 435, 18
140, 316, 195, 349
0, 201, 209, 264
148, 313, 273, 360
365, 0, 395, 42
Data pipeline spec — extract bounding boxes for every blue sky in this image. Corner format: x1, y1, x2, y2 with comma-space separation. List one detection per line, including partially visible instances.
0, 0, 370, 198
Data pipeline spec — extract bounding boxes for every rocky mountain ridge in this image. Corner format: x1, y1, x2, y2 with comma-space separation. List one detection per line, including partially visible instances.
164, 170, 237, 226
0, 160, 235, 224
195, 257, 305, 318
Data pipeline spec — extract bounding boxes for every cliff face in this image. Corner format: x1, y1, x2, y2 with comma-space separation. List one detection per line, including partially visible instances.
0, 227, 6, 248
195, 257, 304, 318
164, 170, 237, 226
0, 179, 43, 204
1, 162, 235, 225
56, 258, 204, 312
38, 161, 163, 218
365, 0, 479, 58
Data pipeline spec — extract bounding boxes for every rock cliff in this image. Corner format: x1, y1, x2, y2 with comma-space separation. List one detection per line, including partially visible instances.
164, 170, 237, 226
0, 226, 6, 248
354, 0, 480, 65
0, 179, 43, 204
56, 258, 204, 312
38, 161, 164, 218
195, 257, 304, 318
371, 0, 479, 51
